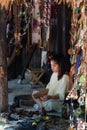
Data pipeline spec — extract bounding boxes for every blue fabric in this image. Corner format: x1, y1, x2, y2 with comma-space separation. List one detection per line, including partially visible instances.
76, 52, 82, 73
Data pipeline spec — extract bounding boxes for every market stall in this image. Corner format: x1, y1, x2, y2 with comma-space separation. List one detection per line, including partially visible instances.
66, 0, 87, 129
0, 0, 87, 129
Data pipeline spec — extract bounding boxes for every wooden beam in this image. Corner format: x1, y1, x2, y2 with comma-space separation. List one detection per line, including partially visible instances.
0, 6, 8, 112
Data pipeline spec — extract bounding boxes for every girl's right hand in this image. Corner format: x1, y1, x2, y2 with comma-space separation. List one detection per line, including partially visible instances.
40, 95, 49, 101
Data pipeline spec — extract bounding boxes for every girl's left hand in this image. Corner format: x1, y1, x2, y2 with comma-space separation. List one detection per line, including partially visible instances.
40, 95, 51, 101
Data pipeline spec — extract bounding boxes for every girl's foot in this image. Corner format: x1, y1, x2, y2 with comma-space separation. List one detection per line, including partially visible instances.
39, 107, 46, 116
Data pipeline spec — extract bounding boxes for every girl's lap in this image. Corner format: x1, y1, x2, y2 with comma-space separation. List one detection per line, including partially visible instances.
42, 99, 63, 112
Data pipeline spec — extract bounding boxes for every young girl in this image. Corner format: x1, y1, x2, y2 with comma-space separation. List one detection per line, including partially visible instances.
32, 54, 69, 116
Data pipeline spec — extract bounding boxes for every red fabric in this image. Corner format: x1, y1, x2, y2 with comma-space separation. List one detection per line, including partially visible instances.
6, 9, 9, 16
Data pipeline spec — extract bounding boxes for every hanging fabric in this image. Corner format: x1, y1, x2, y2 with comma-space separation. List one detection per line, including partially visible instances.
32, 0, 41, 45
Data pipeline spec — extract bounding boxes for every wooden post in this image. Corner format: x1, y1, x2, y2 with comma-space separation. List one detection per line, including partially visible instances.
0, 6, 8, 112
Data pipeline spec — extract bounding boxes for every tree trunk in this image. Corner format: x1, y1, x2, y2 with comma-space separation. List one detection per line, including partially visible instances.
0, 6, 8, 112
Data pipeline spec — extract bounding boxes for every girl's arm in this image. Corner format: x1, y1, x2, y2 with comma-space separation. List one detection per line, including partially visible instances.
33, 89, 49, 98
40, 94, 59, 101
47, 94, 59, 99
51, 94, 59, 99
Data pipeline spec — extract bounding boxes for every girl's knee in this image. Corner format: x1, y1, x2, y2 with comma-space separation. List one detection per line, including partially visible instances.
32, 93, 36, 99
44, 101, 53, 111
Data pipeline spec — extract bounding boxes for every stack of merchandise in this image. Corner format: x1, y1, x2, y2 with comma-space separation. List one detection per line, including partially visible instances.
66, 0, 87, 129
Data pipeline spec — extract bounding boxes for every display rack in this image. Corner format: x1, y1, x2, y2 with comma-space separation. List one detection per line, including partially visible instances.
66, 0, 87, 129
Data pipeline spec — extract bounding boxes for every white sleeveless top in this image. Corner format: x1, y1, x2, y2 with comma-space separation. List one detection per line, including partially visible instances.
46, 72, 69, 100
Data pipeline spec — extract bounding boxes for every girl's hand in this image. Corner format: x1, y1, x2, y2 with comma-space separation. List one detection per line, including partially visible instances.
40, 95, 50, 101
49, 94, 59, 99
40, 94, 59, 101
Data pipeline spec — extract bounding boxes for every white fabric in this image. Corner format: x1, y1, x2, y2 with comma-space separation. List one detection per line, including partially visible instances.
46, 72, 69, 100
41, 51, 47, 67
42, 72, 69, 114
46, 27, 50, 41
32, 27, 41, 44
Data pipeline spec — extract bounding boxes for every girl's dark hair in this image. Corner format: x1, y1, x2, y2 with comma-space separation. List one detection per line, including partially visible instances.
51, 53, 67, 80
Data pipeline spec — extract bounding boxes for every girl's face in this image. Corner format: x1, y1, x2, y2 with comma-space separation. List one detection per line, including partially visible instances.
50, 60, 59, 73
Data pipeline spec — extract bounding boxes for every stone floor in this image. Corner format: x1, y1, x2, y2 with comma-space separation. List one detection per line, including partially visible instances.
7, 78, 70, 130
8, 79, 31, 105
8, 78, 43, 106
